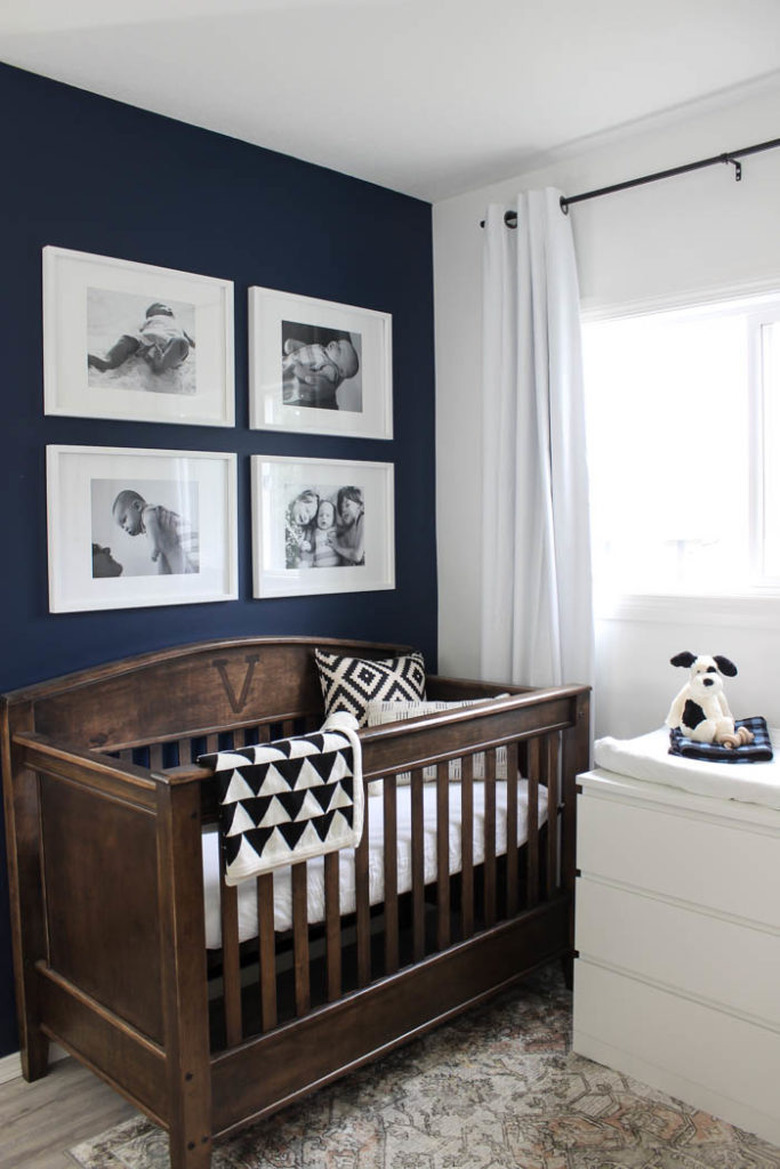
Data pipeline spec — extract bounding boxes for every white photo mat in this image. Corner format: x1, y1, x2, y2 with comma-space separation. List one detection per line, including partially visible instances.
47, 446, 238, 612
43, 246, 235, 426
248, 286, 392, 438
251, 455, 395, 598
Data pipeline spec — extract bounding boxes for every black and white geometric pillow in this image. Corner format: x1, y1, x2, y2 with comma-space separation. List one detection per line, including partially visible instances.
315, 649, 426, 726
200, 718, 363, 885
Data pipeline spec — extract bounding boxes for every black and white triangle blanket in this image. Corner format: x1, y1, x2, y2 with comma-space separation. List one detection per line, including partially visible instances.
199, 712, 363, 886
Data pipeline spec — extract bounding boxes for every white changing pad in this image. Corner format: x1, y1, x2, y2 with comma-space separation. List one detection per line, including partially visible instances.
594, 726, 780, 811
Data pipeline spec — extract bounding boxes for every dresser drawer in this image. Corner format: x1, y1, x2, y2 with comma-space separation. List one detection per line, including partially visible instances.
576, 875, 780, 1025
577, 790, 780, 929
573, 959, 780, 1147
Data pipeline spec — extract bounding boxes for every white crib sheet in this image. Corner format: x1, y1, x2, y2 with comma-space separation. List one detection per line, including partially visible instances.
202, 779, 547, 948
594, 726, 780, 810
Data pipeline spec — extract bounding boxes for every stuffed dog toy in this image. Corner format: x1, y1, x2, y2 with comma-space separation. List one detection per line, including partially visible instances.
665, 652, 754, 748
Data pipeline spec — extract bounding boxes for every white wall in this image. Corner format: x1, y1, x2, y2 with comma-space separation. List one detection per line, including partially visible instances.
433, 81, 780, 737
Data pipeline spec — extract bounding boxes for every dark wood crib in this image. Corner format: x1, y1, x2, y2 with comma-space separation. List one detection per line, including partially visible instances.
1, 636, 590, 1168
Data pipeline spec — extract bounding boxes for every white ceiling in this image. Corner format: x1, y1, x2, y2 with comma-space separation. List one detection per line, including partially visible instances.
2, 0, 780, 202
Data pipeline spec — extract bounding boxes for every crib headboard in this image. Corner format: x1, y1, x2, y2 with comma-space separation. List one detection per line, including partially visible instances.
2, 636, 414, 752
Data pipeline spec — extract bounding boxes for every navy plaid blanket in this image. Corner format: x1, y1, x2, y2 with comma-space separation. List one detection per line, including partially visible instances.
669, 716, 773, 764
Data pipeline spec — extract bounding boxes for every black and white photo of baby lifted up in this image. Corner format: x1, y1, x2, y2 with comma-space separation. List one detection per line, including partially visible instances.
281, 320, 362, 412
86, 288, 197, 395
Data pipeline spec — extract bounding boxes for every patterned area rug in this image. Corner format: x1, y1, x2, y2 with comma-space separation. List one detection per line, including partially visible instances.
69, 964, 780, 1169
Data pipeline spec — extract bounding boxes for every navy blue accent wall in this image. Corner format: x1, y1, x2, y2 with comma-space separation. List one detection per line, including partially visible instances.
0, 62, 437, 1055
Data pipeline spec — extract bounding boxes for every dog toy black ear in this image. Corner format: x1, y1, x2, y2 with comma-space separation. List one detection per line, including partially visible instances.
713, 655, 738, 677
670, 651, 697, 668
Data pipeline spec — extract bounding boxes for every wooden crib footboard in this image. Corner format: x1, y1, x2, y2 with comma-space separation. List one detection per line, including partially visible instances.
2, 730, 214, 1160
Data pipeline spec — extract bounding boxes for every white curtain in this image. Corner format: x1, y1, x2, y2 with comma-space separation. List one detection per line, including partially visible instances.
480, 189, 593, 689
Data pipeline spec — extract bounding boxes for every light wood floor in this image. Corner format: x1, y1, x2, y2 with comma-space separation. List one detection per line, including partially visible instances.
1, 1058, 137, 1168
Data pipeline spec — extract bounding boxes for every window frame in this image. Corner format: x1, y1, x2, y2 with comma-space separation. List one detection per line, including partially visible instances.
581, 283, 780, 625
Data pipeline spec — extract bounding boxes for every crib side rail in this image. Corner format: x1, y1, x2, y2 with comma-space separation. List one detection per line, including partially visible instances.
202, 684, 589, 1054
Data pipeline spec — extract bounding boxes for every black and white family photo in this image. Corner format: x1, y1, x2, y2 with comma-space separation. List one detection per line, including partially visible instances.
91, 477, 200, 578
87, 288, 197, 397
285, 483, 365, 569
281, 319, 363, 413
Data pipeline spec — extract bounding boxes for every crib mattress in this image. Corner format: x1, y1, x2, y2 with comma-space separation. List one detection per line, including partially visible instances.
202, 779, 547, 947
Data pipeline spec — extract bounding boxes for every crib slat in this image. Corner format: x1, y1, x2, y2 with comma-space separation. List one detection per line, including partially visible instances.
461, 755, 474, 939
177, 737, 192, 766
436, 762, 450, 950
484, 750, 497, 928
526, 738, 540, 908
411, 768, 425, 962
219, 847, 242, 1047
545, 735, 560, 898
324, 852, 341, 1002
281, 719, 296, 740
383, 776, 399, 975
257, 873, 277, 1031
355, 797, 371, 987
148, 742, 164, 772
506, 743, 519, 917
292, 863, 310, 1016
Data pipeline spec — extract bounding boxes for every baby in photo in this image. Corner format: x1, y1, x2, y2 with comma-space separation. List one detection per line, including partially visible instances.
312, 499, 340, 567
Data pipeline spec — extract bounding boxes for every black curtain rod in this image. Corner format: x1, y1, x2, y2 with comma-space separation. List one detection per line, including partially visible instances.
480, 135, 780, 227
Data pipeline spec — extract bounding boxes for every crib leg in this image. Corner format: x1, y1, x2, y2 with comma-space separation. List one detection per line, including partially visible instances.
18, 1022, 50, 1082
168, 1127, 213, 1169
158, 782, 214, 1169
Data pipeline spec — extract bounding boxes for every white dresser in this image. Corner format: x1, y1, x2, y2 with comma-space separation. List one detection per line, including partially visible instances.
574, 767, 780, 1147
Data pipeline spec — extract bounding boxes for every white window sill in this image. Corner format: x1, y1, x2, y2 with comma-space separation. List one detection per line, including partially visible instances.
596, 591, 780, 629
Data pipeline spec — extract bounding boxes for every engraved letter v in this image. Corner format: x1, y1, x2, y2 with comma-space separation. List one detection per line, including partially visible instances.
212, 655, 260, 715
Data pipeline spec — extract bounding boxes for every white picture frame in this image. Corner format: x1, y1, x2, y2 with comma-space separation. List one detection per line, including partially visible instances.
43, 246, 235, 427
248, 286, 392, 438
47, 445, 238, 613
251, 456, 395, 598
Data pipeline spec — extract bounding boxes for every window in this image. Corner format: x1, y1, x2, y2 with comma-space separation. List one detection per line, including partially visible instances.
582, 293, 780, 607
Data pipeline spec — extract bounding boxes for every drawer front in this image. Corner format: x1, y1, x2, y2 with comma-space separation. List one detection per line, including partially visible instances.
576, 876, 780, 1026
577, 792, 780, 929
573, 959, 780, 1142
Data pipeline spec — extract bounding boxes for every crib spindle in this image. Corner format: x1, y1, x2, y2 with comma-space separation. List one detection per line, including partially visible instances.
411, 768, 425, 962
177, 737, 193, 766
383, 776, 399, 975
219, 849, 242, 1046
148, 742, 164, 772
461, 755, 475, 939
505, 743, 519, 917
292, 863, 310, 1016
257, 872, 277, 1031
355, 797, 371, 987
436, 762, 450, 950
324, 851, 341, 1001
545, 735, 560, 898
526, 739, 540, 908
483, 751, 497, 928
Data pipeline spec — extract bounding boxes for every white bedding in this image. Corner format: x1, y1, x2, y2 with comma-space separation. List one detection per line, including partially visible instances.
594, 726, 780, 811
203, 778, 547, 948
